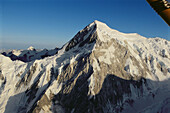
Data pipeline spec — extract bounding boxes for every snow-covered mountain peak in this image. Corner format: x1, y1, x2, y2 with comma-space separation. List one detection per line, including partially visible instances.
27, 46, 35, 51
91, 20, 114, 31
93, 20, 107, 26
64, 20, 123, 52
88, 20, 144, 43
0, 21, 170, 113
64, 20, 169, 55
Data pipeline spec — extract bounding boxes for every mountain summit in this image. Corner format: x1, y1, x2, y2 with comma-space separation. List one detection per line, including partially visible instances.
0, 21, 170, 113
27, 46, 36, 51
65, 20, 147, 52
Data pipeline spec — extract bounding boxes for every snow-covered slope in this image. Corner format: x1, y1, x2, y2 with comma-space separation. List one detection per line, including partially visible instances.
0, 20, 170, 113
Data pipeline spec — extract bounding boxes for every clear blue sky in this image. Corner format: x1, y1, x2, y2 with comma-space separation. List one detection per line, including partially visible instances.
0, 0, 170, 49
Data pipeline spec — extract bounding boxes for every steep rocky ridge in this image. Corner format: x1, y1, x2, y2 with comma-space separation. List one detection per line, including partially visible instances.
0, 20, 170, 113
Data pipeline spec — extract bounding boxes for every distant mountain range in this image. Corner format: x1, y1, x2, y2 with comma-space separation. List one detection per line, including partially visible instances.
1, 46, 59, 62
0, 20, 170, 113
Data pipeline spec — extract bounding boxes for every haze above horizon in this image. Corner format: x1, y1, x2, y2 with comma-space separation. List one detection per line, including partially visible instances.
0, 0, 169, 50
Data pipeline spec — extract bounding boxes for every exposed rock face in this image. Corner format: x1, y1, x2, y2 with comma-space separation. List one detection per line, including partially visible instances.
0, 20, 170, 113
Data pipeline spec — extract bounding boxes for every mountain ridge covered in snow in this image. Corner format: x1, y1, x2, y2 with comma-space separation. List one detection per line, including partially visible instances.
0, 20, 170, 113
